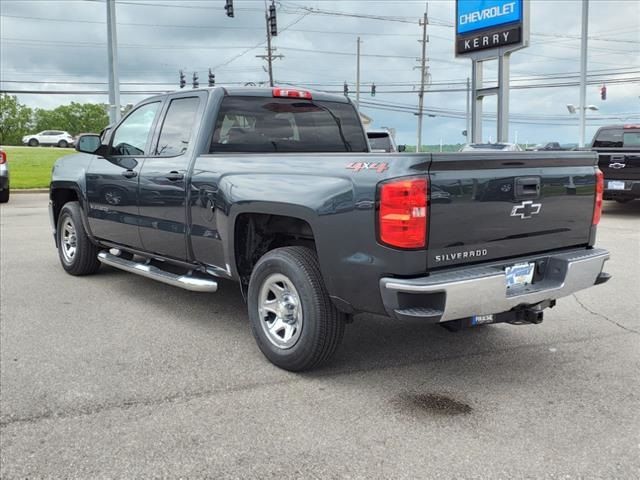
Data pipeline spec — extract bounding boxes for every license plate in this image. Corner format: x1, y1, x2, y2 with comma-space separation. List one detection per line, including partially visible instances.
505, 262, 535, 288
608, 180, 626, 190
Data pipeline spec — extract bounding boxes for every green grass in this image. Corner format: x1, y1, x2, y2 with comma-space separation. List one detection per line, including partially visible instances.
2, 146, 74, 189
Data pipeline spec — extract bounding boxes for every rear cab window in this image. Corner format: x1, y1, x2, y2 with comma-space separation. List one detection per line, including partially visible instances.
210, 96, 368, 153
593, 128, 623, 148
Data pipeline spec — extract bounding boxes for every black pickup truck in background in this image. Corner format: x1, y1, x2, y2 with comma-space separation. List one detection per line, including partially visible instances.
591, 124, 640, 202
49, 87, 611, 371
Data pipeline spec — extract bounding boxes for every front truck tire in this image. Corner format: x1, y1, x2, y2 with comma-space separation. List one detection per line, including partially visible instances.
248, 247, 346, 372
56, 201, 101, 276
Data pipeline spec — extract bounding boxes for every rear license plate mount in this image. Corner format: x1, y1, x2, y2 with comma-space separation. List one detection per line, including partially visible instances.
505, 262, 535, 289
608, 180, 626, 190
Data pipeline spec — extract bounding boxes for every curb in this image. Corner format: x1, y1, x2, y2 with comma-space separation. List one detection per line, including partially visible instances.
11, 189, 49, 194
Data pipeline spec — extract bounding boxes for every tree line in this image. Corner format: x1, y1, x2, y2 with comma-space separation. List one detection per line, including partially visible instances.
0, 94, 110, 145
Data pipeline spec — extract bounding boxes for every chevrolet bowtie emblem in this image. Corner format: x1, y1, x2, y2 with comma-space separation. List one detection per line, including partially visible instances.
511, 200, 542, 219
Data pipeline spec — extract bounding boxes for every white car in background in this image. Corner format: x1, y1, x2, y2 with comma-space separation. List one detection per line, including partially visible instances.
22, 130, 75, 148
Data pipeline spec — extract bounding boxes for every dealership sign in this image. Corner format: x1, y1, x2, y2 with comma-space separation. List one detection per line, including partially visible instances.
455, 0, 528, 56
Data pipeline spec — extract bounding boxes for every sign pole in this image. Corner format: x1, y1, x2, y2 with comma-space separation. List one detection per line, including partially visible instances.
471, 60, 483, 143
497, 53, 510, 143
465, 77, 471, 139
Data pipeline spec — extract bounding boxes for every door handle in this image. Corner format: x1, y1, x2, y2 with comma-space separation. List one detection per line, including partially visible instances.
166, 171, 184, 181
122, 170, 137, 179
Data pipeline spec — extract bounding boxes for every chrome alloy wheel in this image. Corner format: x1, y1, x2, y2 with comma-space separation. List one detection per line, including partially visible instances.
61, 218, 78, 263
258, 273, 303, 349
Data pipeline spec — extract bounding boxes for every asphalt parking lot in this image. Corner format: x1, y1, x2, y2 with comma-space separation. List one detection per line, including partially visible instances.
1, 193, 639, 478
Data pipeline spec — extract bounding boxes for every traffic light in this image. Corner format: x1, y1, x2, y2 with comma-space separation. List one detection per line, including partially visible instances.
192, 72, 199, 89
343, 82, 349, 96
208, 69, 215, 87
179, 70, 185, 89
268, 1, 277, 36
371, 83, 376, 97
225, 0, 234, 17
600, 84, 607, 101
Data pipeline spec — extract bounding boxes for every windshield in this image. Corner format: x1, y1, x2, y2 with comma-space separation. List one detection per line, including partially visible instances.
210, 96, 368, 153
367, 133, 393, 152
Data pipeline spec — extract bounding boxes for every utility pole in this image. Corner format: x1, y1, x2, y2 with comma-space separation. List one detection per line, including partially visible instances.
256, 0, 282, 87
265, 5, 274, 87
579, 0, 589, 147
106, 0, 121, 124
416, 6, 428, 153
356, 37, 362, 108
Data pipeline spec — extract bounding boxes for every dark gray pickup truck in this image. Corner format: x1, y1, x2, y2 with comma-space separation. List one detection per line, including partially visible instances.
50, 87, 610, 371
591, 124, 640, 202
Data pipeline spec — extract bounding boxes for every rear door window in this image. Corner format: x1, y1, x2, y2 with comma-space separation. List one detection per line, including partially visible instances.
593, 128, 623, 148
155, 96, 201, 156
210, 96, 367, 153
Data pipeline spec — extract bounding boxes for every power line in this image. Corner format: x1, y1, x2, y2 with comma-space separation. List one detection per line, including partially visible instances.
4, 75, 637, 96
1, 38, 262, 50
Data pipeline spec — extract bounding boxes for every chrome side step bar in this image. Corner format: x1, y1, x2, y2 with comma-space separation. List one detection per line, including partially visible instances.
97, 251, 218, 293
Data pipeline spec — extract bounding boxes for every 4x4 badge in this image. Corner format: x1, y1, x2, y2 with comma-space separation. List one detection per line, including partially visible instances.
511, 200, 542, 219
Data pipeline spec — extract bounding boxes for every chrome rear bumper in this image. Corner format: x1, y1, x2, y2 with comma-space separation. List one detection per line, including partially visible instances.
380, 248, 610, 322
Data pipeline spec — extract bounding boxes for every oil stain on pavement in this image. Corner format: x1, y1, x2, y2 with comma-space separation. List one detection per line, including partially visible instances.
392, 392, 472, 416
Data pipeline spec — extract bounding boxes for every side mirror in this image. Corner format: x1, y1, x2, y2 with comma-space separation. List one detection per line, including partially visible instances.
397, 144, 407, 152
75, 134, 103, 154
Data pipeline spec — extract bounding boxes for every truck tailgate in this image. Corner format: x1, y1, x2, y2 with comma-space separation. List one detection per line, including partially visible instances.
427, 152, 598, 270
597, 148, 640, 181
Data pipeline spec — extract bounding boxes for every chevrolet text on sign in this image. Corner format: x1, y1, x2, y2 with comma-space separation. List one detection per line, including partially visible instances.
457, 0, 522, 34
455, 0, 524, 55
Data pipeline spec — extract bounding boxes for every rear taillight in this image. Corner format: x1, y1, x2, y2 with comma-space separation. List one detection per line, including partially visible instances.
378, 177, 428, 249
272, 88, 312, 99
0, 151, 6, 165
592, 169, 604, 225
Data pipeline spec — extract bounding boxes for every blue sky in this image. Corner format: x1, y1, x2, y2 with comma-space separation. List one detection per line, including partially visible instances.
1, 0, 638, 146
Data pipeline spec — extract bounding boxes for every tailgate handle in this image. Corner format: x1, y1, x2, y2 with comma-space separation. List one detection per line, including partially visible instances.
515, 177, 540, 198
610, 154, 625, 162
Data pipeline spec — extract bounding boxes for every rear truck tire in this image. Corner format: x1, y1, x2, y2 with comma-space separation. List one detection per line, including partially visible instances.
28, 138, 39, 147
247, 246, 345, 372
56, 201, 101, 276
0, 189, 8, 203
57, 140, 68, 148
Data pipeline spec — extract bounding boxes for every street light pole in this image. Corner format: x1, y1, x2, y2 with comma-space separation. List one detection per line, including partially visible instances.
578, 0, 589, 147
356, 37, 361, 108
106, 0, 121, 124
